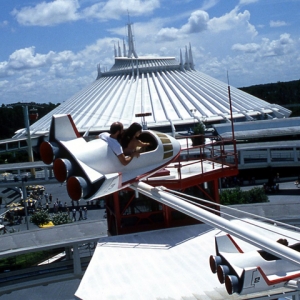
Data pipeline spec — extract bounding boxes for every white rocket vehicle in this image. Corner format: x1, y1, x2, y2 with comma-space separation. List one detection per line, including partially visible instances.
40, 114, 181, 201
209, 233, 300, 295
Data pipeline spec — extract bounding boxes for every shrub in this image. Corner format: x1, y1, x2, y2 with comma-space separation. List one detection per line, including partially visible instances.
30, 210, 71, 226
30, 209, 51, 226
247, 187, 269, 203
193, 122, 205, 135
51, 212, 71, 225
192, 122, 206, 146
220, 187, 269, 205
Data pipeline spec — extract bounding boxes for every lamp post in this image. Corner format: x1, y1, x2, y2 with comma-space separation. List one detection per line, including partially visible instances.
21, 179, 29, 230
9, 103, 42, 177
22, 105, 35, 176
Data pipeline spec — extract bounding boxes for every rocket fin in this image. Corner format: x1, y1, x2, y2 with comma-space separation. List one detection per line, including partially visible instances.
77, 159, 104, 183
216, 234, 244, 255
49, 114, 80, 142
91, 172, 122, 199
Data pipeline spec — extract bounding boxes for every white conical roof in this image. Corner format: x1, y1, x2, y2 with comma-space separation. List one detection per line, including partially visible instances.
18, 24, 290, 138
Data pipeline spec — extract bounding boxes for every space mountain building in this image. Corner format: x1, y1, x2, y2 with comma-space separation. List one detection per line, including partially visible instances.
16, 23, 291, 140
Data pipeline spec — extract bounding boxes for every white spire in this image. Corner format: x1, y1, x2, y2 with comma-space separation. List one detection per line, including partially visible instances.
180, 49, 184, 71
96, 63, 102, 79
123, 39, 126, 57
189, 43, 195, 70
118, 41, 122, 57
114, 44, 117, 57
127, 23, 138, 58
184, 45, 190, 70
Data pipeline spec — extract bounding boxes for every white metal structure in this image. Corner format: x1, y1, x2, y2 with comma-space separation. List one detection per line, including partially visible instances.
14, 23, 290, 139
75, 182, 300, 300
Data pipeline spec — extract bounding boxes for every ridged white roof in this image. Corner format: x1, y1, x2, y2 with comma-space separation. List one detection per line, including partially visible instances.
19, 24, 290, 138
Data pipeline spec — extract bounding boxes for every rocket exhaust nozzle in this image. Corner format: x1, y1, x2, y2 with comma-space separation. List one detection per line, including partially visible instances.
40, 141, 59, 165
53, 158, 73, 183
67, 176, 89, 201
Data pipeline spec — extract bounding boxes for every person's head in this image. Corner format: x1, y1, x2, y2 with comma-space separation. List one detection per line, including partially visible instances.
110, 122, 123, 139
121, 123, 142, 148
126, 123, 142, 138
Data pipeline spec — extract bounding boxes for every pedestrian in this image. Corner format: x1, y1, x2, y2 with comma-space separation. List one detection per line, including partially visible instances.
72, 208, 76, 221
58, 200, 63, 212
83, 207, 87, 220
19, 188, 23, 201
78, 207, 83, 221
64, 202, 68, 212
53, 202, 58, 213
44, 192, 49, 203
49, 193, 53, 203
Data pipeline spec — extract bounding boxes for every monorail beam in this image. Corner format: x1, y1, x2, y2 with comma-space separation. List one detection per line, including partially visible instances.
130, 181, 300, 267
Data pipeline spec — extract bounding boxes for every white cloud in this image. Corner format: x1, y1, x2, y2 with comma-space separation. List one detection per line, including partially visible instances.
0, 20, 9, 27
260, 33, 294, 56
238, 0, 259, 5
157, 27, 180, 41
8, 47, 48, 69
11, 0, 81, 26
232, 33, 294, 57
12, 0, 160, 26
208, 7, 257, 38
0, 46, 83, 81
270, 20, 288, 28
98, 0, 160, 19
232, 43, 260, 53
181, 10, 209, 34
200, 0, 220, 10
157, 10, 209, 41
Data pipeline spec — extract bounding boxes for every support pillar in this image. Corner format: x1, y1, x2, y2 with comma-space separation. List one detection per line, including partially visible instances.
163, 205, 171, 228
293, 147, 298, 162
65, 246, 72, 260
212, 178, 220, 204
44, 168, 49, 180
113, 192, 121, 235
73, 244, 82, 276
267, 148, 271, 163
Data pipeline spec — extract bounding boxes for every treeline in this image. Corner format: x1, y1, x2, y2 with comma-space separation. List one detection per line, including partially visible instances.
239, 79, 300, 106
0, 103, 59, 139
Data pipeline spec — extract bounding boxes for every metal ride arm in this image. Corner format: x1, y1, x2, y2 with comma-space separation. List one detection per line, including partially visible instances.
130, 181, 300, 268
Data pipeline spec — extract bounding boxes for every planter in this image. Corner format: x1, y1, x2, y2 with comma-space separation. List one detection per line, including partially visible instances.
192, 136, 205, 146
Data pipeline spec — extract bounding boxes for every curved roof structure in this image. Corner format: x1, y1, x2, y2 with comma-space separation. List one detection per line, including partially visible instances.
16, 23, 291, 138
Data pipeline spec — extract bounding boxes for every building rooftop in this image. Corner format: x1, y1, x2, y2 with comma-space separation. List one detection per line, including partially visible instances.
75, 219, 300, 300
13, 23, 290, 139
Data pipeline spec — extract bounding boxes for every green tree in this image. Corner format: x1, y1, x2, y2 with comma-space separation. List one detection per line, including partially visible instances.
0, 102, 59, 140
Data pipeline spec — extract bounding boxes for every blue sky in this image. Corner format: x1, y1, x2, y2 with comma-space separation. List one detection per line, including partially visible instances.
0, 0, 299, 105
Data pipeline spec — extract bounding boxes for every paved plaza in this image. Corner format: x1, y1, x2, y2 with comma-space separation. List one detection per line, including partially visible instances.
0, 181, 107, 233
0, 178, 299, 300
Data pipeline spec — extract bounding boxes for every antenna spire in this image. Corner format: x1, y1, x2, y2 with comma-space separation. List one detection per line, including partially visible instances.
127, 16, 138, 58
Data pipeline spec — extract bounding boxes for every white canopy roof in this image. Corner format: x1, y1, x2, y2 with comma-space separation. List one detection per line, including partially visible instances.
16, 24, 290, 138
